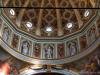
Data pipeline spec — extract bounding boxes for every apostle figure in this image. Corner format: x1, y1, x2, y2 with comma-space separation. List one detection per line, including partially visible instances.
68, 42, 77, 56
58, 44, 65, 58
45, 45, 53, 59
0, 20, 2, 28
91, 28, 96, 41
12, 34, 19, 50
88, 27, 96, 44
34, 44, 41, 58
2, 27, 10, 42
21, 41, 29, 55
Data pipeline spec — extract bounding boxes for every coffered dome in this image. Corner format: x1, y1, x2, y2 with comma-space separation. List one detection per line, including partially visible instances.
0, 0, 100, 75
2, 0, 98, 38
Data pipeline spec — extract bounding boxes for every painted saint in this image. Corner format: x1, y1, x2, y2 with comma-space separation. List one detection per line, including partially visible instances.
34, 43, 41, 58
11, 34, 19, 50
0, 18, 2, 29
57, 43, 65, 59
88, 27, 96, 44
80, 35, 87, 51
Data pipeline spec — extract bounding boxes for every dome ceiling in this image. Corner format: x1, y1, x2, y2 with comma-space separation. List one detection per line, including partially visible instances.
2, 0, 98, 38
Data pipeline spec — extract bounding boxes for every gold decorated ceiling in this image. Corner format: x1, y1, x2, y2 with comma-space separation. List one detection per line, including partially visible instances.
2, 0, 98, 37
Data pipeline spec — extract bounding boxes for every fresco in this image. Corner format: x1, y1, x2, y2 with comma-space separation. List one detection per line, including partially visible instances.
79, 34, 87, 51
33, 43, 41, 58
87, 25, 97, 45
0, 46, 28, 75
0, 18, 2, 29
63, 46, 100, 75
57, 43, 65, 59
11, 34, 20, 50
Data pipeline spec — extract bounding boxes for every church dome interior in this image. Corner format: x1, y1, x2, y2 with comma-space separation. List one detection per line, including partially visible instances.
2, 0, 98, 38
0, 0, 100, 75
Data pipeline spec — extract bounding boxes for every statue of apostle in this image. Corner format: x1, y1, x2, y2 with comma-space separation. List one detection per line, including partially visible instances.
45, 45, 53, 59
2, 27, 10, 42
21, 41, 29, 55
